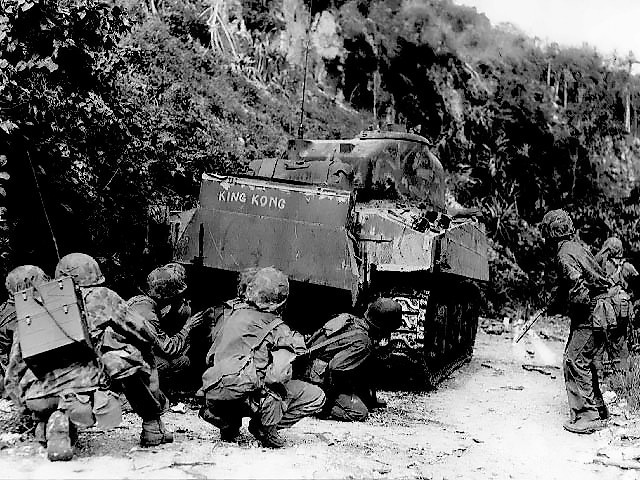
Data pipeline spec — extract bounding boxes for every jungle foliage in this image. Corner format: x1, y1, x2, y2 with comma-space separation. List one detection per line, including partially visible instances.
1, 0, 640, 313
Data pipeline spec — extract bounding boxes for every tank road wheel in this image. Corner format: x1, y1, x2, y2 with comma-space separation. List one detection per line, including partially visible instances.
422, 280, 480, 387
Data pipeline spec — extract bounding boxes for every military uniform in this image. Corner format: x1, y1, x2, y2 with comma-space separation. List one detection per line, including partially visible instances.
303, 299, 403, 422
304, 313, 374, 421
542, 210, 609, 434
200, 267, 325, 448
127, 294, 193, 389
595, 237, 640, 372
6, 255, 174, 461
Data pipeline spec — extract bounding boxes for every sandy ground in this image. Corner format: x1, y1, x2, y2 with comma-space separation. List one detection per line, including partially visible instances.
0, 324, 635, 479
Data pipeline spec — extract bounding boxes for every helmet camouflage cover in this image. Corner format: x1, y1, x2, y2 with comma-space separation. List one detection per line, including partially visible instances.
237, 267, 260, 298
603, 237, 624, 258
5, 265, 50, 295
55, 253, 105, 287
365, 298, 404, 334
540, 209, 575, 240
147, 264, 188, 300
244, 267, 289, 312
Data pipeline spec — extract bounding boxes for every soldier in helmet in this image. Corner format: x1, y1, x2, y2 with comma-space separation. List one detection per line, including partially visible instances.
4, 264, 109, 461
302, 298, 403, 422
541, 209, 611, 434
0, 266, 49, 369
199, 267, 325, 448
52, 253, 174, 449
595, 237, 640, 372
127, 264, 206, 393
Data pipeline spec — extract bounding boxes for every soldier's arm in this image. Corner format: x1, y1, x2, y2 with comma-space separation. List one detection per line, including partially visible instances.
263, 324, 306, 386
128, 300, 190, 358
558, 253, 591, 306
4, 334, 27, 407
271, 324, 307, 355
326, 334, 372, 373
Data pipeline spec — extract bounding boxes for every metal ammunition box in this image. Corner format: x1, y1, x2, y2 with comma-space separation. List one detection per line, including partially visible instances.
15, 276, 93, 368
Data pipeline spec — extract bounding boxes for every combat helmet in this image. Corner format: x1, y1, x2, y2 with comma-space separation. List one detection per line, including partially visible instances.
55, 253, 105, 287
540, 209, 575, 241
164, 262, 187, 285
237, 267, 260, 299
365, 298, 404, 335
245, 267, 289, 312
603, 237, 624, 258
147, 264, 187, 300
5, 265, 49, 297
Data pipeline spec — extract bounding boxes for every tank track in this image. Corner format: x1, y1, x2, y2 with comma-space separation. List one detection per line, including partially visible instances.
378, 279, 480, 389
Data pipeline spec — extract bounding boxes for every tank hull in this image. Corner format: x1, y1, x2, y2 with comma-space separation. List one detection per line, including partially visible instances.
170, 132, 489, 387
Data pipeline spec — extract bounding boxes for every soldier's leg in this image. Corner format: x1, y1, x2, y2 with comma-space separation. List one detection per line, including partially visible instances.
564, 328, 601, 420
26, 396, 74, 461
591, 329, 608, 419
200, 397, 245, 441
156, 354, 192, 398
119, 368, 173, 447
276, 380, 325, 428
328, 392, 369, 422
244, 381, 323, 448
563, 327, 606, 433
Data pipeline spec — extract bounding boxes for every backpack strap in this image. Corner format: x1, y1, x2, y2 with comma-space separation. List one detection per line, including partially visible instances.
251, 318, 283, 353
304, 329, 361, 357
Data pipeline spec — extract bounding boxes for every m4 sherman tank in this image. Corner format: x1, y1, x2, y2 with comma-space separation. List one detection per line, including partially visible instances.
170, 130, 488, 387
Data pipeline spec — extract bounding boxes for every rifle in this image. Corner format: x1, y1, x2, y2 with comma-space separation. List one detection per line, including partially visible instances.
514, 308, 547, 343
515, 291, 558, 343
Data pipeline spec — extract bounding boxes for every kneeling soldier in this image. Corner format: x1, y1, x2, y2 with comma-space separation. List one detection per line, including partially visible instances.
303, 298, 403, 421
200, 267, 325, 448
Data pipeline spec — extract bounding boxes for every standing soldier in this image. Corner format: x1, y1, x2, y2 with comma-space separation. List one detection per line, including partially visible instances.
200, 267, 325, 448
128, 263, 208, 395
302, 298, 403, 421
541, 210, 610, 434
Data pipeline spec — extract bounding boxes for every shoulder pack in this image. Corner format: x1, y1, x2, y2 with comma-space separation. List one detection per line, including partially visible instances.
15, 276, 93, 374
202, 316, 283, 401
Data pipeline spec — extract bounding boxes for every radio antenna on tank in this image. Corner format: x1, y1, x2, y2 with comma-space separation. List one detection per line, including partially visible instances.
297, 0, 314, 139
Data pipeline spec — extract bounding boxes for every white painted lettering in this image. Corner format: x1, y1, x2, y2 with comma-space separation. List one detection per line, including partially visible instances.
278, 198, 286, 209
218, 191, 226, 202
260, 196, 268, 207
251, 194, 259, 206
238, 192, 246, 203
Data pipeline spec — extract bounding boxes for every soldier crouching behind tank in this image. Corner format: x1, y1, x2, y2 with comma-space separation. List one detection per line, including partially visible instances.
128, 263, 209, 397
198, 267, 325, 448
300, 298, 403, 422
6, 254, 174, 461
541, 210, 611, 434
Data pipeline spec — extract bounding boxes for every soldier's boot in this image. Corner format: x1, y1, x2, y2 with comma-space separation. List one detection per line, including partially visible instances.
563, 412, 606, 434
140, 418, 174, 447
46, 411, 74, 461
248, 419, 285, 449
598, 405, 610, 420
197, 407, 239, 442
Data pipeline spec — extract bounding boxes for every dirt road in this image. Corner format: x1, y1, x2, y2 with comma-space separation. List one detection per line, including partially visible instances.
0, 326, 631, 479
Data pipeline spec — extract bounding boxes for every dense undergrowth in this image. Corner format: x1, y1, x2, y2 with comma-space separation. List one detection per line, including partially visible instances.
2, 0, 640, 313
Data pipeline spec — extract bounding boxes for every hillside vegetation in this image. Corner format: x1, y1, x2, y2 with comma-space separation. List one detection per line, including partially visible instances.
2, 0, 640, 313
